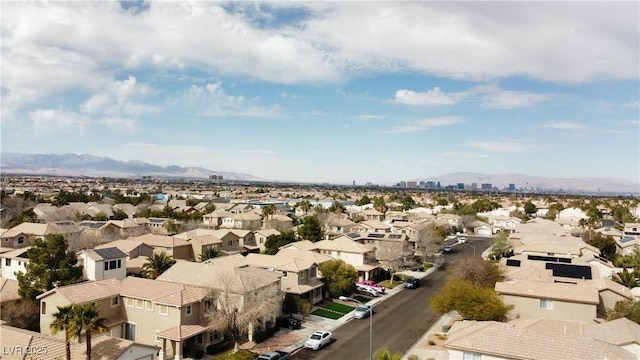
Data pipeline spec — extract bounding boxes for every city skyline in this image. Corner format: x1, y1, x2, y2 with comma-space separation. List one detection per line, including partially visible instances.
2, 1, 639, 185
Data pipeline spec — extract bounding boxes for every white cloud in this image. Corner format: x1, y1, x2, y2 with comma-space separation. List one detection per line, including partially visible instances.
393, 87, 458, 106
465, 141, 537, 153
28, 109, 89, 135
179, 81, 280, 117
476, 87, 551, 109
356, 114, 385, 120
97, 117, 137, 132
543, 121, 587, 130
382, 116, 463, 134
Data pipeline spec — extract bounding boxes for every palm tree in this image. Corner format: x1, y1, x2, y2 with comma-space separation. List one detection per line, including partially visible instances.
298, 200, 311, 215
612, 268, 640, 289
73, 303, 108, 360
142, 251, 176, 279
199, 246, 219, 262
50, 305, 77, 360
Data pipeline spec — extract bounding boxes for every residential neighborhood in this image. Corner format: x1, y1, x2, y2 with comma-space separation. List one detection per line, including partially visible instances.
1, 175, 639, 360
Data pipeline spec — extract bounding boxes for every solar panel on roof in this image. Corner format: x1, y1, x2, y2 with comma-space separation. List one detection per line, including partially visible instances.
506, 259, 521, 267
620, 236, 636, 243
368, 233, 384, 238
388, 234, 402, 239
527, 255, 571, 263
346, 233, 360, 238
93, 247, 127, 260
545, 262, 592, 280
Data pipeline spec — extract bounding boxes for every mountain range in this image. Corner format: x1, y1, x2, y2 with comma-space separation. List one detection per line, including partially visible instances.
1, 152, 638, 194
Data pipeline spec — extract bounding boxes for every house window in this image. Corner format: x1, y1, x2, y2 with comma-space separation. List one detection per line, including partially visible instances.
205, 299, 213, 312
540, 299, 553, 310
195, 334, 203, 344
282, 271, 287, 278
209, 330, 219, 343
136, 299, 144, 309
125, 297, 134, 307
228, 240, 233, 246
463, 352, 481, 360
186, 305, 193, 316
41, 302, 46, 315
155, 330, 160, 342
104, 262, 108, 271
145, 300, 154, 311
111, 297, 119, 307
124, 323, 136, 341
17, 236, 24, 244
118, 259, 122, 268
299, 272, 304, 279
5, 259, 10, 266
109, 260, 117, 269
159, 304, 168, 315
310, 267, 317, 278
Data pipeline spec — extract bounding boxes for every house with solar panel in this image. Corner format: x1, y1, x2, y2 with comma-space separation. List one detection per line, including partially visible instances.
77, 247, 128, 281
617, 222, 640, 255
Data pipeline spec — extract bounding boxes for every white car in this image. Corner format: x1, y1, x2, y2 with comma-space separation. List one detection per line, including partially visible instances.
305, 331, 332, 350
353, 306, 371, 319
458, 237, 467, 243
356, 285, 379, 297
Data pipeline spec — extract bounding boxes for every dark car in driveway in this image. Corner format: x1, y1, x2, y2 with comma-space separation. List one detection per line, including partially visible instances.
278, 316, 301, 330
404, 277, 420, 289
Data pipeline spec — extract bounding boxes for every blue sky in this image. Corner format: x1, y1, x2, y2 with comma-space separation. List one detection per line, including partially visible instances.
2, 1, 639, 185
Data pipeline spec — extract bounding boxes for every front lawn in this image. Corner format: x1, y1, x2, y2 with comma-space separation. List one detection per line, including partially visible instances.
311, 308, 346, 319
310, 301, 355, 319
323, 302, 355, 313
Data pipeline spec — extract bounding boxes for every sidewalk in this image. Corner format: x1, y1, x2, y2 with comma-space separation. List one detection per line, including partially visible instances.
235, 261, 445, 358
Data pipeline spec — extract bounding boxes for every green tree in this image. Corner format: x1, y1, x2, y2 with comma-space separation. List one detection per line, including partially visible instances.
355, 195, 371, 206
523, 201, 537, 215
111, 208, 128, 220
611, 268, 640, 289
372, 196, 388, 214
50, 305, 77, 360
73, 303, 108, 360
607, 299, 640, 324
491, 232, 513, 260
374, 348, 402, 360
297, 215, 324, 242
264, 232, 297, 255
328, 201, 346, 213
298, 200, 311, 215
17, 234, 83, 300
282, 294, 299, 316
430, 279, 513, 321
318, 259, 358, 297
141, 252, 176, 279
199, 246, 220, 262
587, 232, 617, 260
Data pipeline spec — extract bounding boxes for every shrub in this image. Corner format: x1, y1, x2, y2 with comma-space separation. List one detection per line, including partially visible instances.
428, 340, 436, 345
206, 339, 231, 355
254, 326, 278, 343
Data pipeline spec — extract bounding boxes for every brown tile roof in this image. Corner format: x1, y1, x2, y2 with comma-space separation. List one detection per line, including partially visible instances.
36, 278, 122, 303
0, 324, 157, 360
128, 234, 190, 248
446, 320, 636, 360
120, 277, 208, 306
585, 317, 640, 346
157, 261, 281, 293
0, 277, 21, 302
495, 280, 599, 304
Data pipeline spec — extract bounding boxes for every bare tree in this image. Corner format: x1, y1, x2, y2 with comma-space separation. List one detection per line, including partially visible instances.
375, 240, 412, 283
205, 268, 284, 352
414, 223, 444, 257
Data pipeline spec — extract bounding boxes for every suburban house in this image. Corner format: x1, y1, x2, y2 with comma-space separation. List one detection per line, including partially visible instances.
77, 247, 128, 281
262, 214, 293, 233
156, 260, 283, 345
349, 232, 413, 272
173, 228, 254, 256
220, 212, 262, 230
313, 235, 381, 281
146, 217, 175, 235
1, 323, 159, 360
0, 222, 81, 250
245, 253, 324, 305
362, 208, 385, 221
1, 247, 30, 280
202, 209, 232, 229
127, 234, 194, 261
489, 216, 521, 234
252, 229, 281, 253
37, 276, 214, 360
350, 220, 391, 234
445, 320, 636, 360
77, 221, 122, 242
495, 280, 599, 323
95, 239, 155, 276
324, 216, 356, 238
